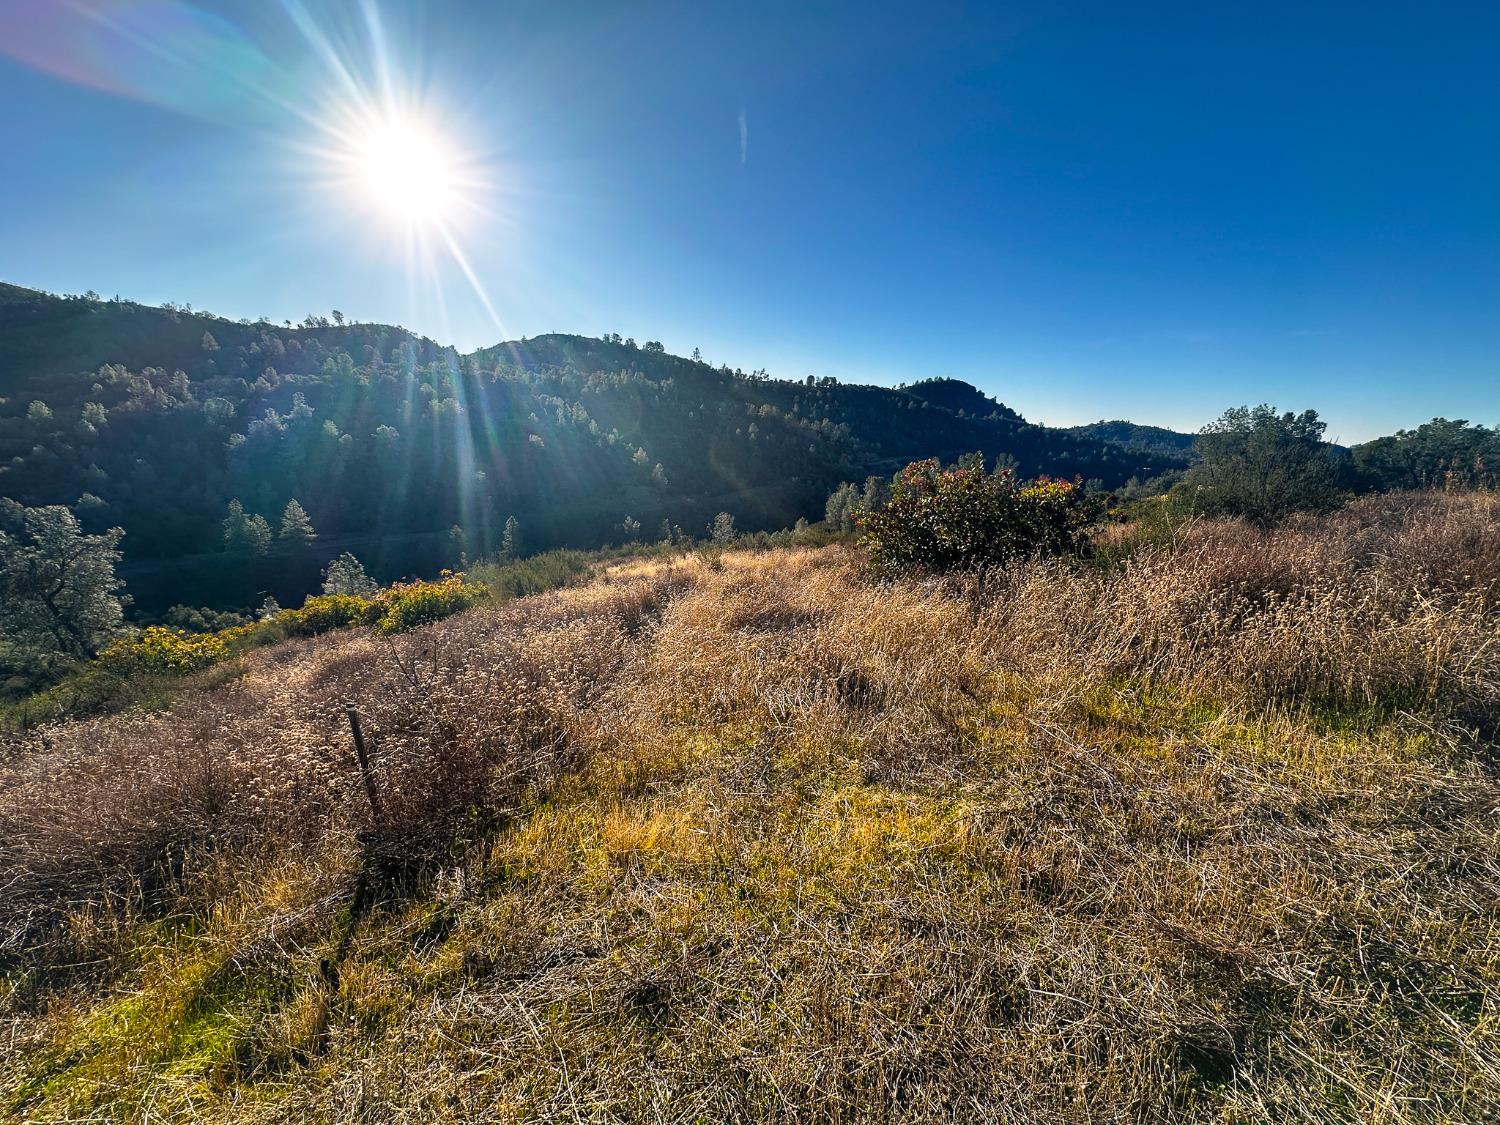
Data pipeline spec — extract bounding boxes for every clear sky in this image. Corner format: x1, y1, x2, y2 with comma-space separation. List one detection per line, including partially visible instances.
1, 1, 1496, 442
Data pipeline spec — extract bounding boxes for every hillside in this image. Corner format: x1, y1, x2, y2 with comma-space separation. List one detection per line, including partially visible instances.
1066, 419, 1198, 461
0, 285, 1180, 612
2, 491, 1498, 1122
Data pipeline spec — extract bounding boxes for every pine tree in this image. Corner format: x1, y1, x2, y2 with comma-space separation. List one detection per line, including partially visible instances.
223, 499, 271, 556
710, 512, 737, 543
278, 499, 317, 546
246, 514, 273, 556
500, 515, 522, 561
322, 552, 376, 597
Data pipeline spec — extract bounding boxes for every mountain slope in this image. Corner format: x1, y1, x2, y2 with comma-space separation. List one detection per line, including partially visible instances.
0, 284, 1181, 612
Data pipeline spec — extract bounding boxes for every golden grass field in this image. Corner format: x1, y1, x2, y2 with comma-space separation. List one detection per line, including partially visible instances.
3, 491, 1499, 1122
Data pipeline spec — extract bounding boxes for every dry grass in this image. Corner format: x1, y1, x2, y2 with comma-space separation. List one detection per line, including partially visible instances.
2, 491, 1498, 1122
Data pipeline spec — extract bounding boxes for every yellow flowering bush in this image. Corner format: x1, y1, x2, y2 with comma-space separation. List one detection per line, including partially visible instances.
277, 593, 378, 637
371, 573, 487, 634
100, 626, 229, 675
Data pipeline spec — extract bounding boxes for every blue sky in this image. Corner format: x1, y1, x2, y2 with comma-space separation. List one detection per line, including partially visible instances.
1, 1, 1496, 441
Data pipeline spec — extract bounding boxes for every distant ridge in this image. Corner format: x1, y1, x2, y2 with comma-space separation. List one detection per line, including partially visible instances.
0, 283, 1185, 611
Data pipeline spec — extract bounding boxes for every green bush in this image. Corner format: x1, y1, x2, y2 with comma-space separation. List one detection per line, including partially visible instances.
277, 593, 378, 637
859, 457, 1096, 576
466, 550, 597, 600
371, 574, 486, 634
98, 626, 230, 675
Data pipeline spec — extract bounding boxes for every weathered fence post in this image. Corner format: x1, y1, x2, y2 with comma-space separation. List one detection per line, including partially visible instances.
344, 703, 382, 819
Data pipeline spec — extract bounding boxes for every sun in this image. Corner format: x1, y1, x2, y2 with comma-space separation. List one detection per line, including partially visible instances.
346, 114, 464, 226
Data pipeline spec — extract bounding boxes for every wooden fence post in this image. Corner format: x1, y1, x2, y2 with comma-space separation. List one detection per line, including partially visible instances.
344, 703, 382, 819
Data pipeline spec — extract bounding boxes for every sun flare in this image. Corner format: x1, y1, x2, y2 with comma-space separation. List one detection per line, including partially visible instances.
345, 114, 465, 226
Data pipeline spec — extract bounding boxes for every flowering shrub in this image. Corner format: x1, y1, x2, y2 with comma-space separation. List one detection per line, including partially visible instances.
277, 593, 379, 637
371, 573, 487, 634
99, 626, 230, 675
858, 457, 1095, 575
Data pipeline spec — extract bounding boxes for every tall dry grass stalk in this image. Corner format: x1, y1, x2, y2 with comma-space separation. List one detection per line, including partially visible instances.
2, 491, 1498, 1122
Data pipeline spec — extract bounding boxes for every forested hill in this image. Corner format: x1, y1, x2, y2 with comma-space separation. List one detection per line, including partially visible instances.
0, 285, 1180, 611
1065, 419, 1198, 460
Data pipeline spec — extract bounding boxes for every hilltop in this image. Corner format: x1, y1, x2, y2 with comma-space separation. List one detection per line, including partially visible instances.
1067, 418, 1199, 459
2, 491, 1498, 1121
0, 284, 1179, 612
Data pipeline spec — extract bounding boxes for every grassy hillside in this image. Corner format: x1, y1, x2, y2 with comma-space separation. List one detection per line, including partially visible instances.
2, 491, 1498, 1121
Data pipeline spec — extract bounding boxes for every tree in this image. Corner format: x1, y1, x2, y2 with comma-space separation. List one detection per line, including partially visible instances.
1184, 405, 1342, 524
500, 515, 522, 561
619, 514, 642, 541
710, 512, 737, 543
223, 500, 272, 556
448, 525, 469, 569
80, 401, 108, 431
201, 331, 219, 351
1350, 418, 1500, 491
322, 552, 377, 597
278, 499, 317, 546
657, 519, 674, 544
0, 500, 127, 674
825, 482, 861, 533
861, 475, 891, 513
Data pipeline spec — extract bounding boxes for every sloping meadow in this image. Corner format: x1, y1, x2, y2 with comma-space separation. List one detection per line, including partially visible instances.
3, 491, 1499, 1122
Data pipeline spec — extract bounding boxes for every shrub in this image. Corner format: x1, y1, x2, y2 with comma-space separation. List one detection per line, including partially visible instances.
371, 573, 487, 634
467, 549, 595, 601
99, 626, 230, 675
277, 593, 378, 637
859, 457, 1095, 575
161, 604, 249, 633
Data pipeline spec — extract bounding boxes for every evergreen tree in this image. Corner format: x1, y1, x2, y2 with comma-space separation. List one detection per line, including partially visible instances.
657, 519, 674, 544
500, 515, 522, 561
0, 500, 127, 675
322, 552, 376, 597
620, 514, 641, 540
223, 499, 272, 556
1184, 405, 1341, 524
448, 525, 469, 569
278, 499, 317, 546
710, 511, 737, 543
